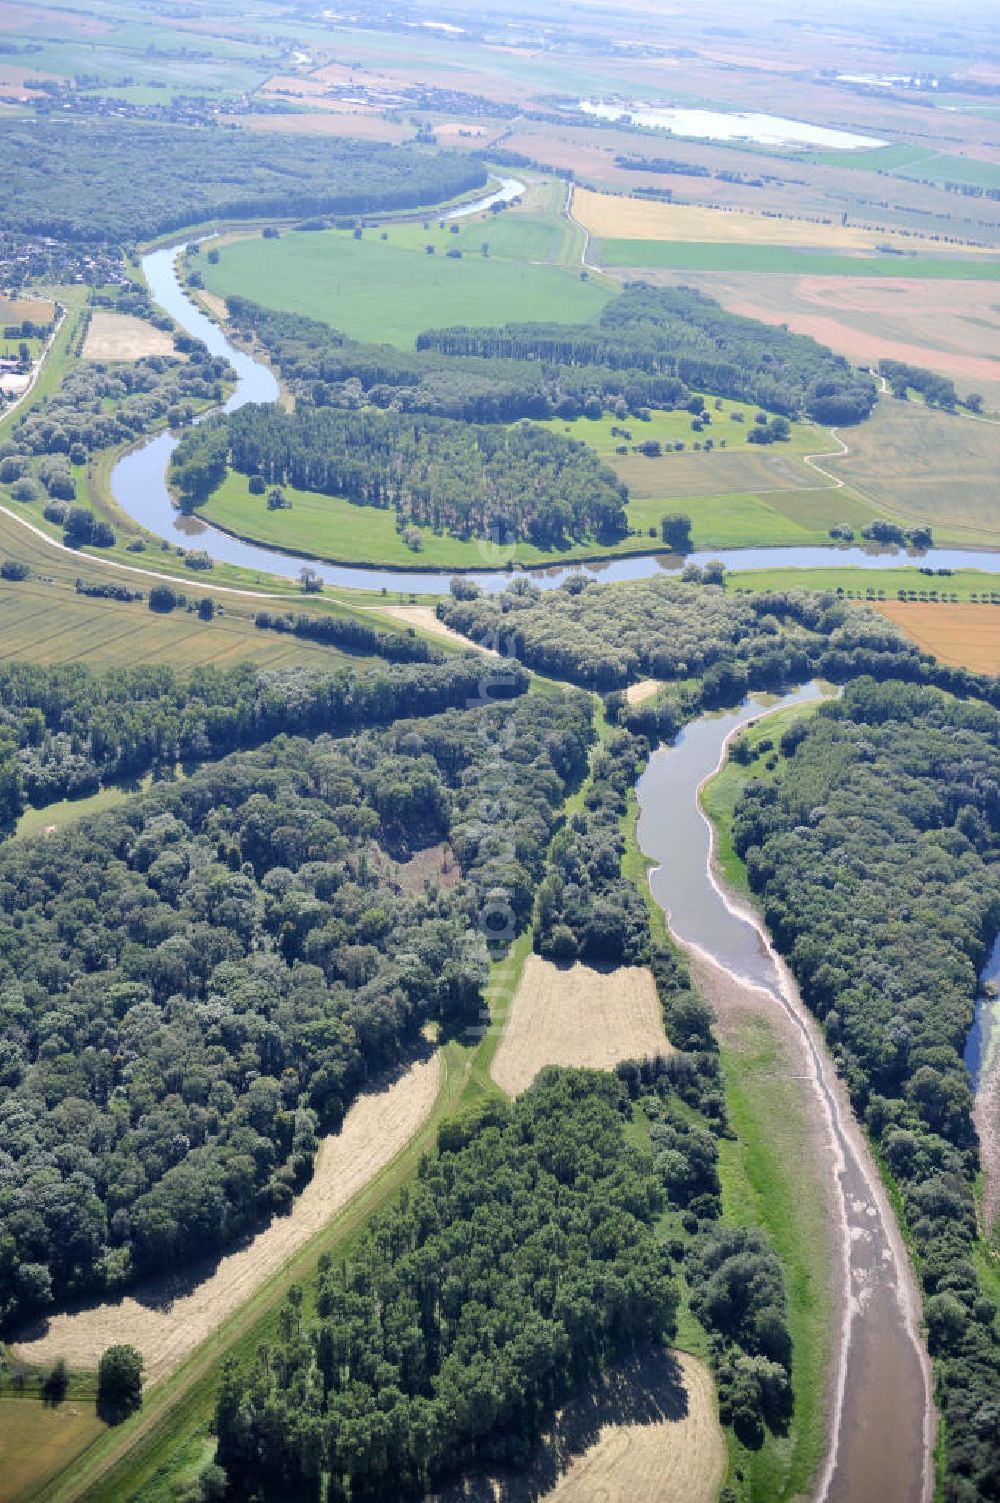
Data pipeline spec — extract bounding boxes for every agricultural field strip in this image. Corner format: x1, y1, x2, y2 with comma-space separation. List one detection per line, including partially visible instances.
13, 1057, 443, 1382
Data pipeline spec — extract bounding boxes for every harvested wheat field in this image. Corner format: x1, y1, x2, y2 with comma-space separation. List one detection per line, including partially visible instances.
572, 186, 986, 255
626, 679, 663, 705
874, 601, 1000, 674
375, 604, 498, 654
437, 1347, 725, 1503
492, 954, 669, 1097
82, 312, 179, 362
13, 1055, 441, 1382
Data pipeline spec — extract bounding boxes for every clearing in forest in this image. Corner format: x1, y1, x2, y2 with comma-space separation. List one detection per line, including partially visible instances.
491, 954, 669, 1097
436, 1347, 726, 1503
874, 601, 1000, 674
12, 1055, 441, 1382
82, 312, 179, 361
626, 679, 663, 705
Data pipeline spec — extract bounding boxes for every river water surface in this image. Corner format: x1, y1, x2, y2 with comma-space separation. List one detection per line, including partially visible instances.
636, 687, 934, 1503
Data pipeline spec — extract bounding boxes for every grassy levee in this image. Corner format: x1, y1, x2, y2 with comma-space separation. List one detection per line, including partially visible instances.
728, 563, 1000, 603
621, 719, 831, 1501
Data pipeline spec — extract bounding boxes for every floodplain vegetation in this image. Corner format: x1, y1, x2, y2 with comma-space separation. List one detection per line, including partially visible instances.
729, 680, 1000, 1500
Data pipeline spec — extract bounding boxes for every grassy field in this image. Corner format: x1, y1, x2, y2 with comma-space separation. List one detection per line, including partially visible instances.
202, 220, 612, 348
0, 572, 380, 670
0, 1398, 106, 1503
822, 400, 1000, 546
199, 468, 676, 568
598, 240, 1000, 277
715, 1013, 833, 1501
539, 399, 828, 456
728, 563, 1000, 602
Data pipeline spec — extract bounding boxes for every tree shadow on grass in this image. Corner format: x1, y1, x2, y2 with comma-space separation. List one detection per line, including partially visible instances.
435, 1345, 690, 1503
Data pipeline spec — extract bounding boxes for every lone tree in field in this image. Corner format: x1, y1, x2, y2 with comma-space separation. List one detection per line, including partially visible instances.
97, 1344, 144, 1422
660, 513, 693, 554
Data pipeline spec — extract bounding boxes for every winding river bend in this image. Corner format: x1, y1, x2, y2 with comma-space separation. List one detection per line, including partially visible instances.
117, 242, 1000, 597
635, 687, 935, 1503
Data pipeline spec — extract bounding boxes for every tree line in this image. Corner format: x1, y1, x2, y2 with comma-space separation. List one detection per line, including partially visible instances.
0, 682, 591, 1327
730, 678, 1000, 1499
418, 284, 878, 425
225, 296, 690, 425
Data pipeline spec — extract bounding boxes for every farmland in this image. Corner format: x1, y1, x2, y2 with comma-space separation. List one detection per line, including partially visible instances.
672, 273, 1000, 410
0, 1398, 105, 1503
821, 398, 1000, 547
0, 571, 378, 669
573, 186, 993, 256
873, 601, 1000, 674
490, 954, 669, 1097
201, 216, 611, 349
597, 241, 1000, 279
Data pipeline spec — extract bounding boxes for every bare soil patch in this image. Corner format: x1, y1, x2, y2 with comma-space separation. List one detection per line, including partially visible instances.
0, 295, 55, 324
82, 313, 179, 362
12, 1055, 441, 1382
375, 604, 497, 654
491, 954, 669, 1098
874, 601, 1000, 674
194, 289, 229, 322
393, 840, 461, 894
626, 679, 663, 705
680, 273, 1000, 409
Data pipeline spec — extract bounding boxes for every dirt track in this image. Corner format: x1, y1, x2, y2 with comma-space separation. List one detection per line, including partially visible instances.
491, 954, 669, 1097
12, 1055, 441, 1382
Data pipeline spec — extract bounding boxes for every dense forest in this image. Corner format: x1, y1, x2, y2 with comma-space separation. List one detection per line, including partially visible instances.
731, 679, 1000, 1499
225, 283, 873, 427
214, 1059, 791, 1498
437, 575, 974, 696
418, 285, 878, 425
0, 682, 592, 1326
225, 297, 690, 423
172, 405, 629, 548
0, 122, 487, 243
0, 655, 516, 834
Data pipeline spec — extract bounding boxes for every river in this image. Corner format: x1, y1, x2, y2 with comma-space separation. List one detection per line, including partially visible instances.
118, 239, 1000, 597
635, 685, 935, 1503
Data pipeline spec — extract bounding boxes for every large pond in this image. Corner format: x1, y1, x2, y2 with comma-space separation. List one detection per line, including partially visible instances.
578, 98, 887, 150
117, 228, 1000, 596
